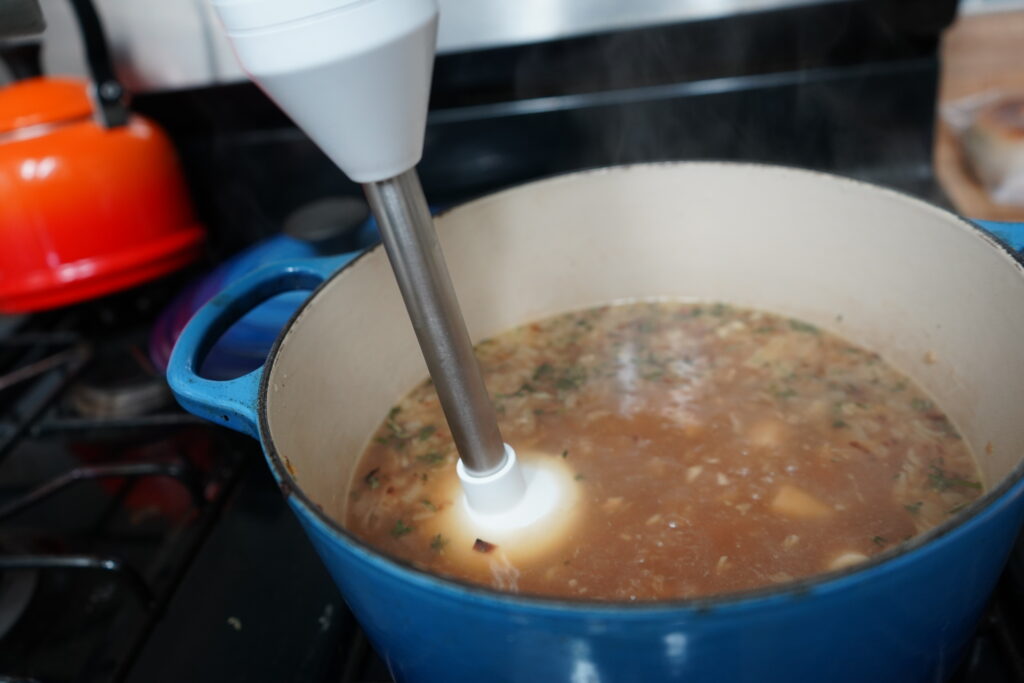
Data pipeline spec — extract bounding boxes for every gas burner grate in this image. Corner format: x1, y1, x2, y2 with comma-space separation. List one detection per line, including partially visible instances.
0, 301, 247, 682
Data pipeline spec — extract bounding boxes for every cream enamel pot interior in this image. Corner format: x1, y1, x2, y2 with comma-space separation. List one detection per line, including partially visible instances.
169, 163, 1024, 682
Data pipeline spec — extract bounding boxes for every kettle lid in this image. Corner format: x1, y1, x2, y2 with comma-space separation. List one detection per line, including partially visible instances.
0, 77, 93, 135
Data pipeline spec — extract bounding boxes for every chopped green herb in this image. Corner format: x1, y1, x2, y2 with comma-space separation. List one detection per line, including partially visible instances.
381, 408, 411, 449
430, 534, 448, 552
374, 436, 388, 445
754, 326, 775, 334
497, 383, 535, 399
689, 307, 704, 317
533, 363, 553, 381
420, 499, 437, 511
918, 409, 962, 439
561, 449, 569, 459
832, 420, 848, 429
872, 536, 887, 546
904, 501, 923, 514
391, 519, 413, 538
788, 319, 819, 334
417, 425, 436, 441
416, 452, 446, 466
710, 303, 730, 317
555, 366, 587, 391
927, 465, 981, 492
364, 468, 381, 489
574, 473, 586, 481
948, 503, 968, 515
533, 408, 546, 415
774, 387, 797, 399
643, 352, 664, 367
911, 397, 934, 412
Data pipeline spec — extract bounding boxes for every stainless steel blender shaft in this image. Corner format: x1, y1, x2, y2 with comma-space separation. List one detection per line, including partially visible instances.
363, 169, 507, 476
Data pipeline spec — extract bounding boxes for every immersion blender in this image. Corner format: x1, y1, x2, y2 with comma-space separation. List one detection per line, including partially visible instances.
209, 0, 576, 546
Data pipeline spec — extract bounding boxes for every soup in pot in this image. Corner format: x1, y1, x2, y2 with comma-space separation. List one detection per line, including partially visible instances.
345, 302, 982, 600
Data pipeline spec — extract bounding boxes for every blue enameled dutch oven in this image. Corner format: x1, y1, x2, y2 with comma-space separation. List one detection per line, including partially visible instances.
168, 163, 1024, 682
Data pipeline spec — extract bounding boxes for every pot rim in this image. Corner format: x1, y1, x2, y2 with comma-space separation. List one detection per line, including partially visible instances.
258, 160, 1024, 612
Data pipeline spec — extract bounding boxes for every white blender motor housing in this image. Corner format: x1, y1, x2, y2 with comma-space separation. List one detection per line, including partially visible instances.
209, 0, 579, 548
211, 0, 437, 183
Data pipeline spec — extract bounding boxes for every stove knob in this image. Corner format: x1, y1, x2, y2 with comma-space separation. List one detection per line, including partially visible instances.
283, 196, 370, 254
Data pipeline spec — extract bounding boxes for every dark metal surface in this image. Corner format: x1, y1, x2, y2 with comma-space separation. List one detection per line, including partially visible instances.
0, 342, 90, 465
0, 347, 88, 394
0, 461, 202, 522
0, 555, 154, 608
0, 0, 44, 40
125, 455, 354, 683
0, 283, 246, 682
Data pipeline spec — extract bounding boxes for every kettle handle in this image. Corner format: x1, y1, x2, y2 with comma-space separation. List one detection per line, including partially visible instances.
167, 256, 351, 439
68, 0, 128, 127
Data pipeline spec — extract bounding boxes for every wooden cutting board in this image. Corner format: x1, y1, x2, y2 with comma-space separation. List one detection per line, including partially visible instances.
935, 9, 1024, 222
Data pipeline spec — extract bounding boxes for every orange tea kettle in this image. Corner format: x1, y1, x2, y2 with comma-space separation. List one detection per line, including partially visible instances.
0, 0, 204, 313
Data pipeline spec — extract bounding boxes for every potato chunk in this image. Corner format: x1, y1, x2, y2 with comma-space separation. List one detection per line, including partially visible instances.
828, 551, 869, 571
771, 484, 833, 519
748, 419, 788, 448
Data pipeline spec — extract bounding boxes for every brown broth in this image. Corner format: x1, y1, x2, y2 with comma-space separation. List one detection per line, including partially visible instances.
345, 302, 983, 601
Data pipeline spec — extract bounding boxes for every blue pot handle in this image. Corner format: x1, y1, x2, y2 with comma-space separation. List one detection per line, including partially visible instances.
167, 255, 350, 439
974, 220, 1024, 252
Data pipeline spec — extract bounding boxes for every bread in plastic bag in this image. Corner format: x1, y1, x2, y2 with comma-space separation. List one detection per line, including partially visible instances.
943, 91, 1024, 207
